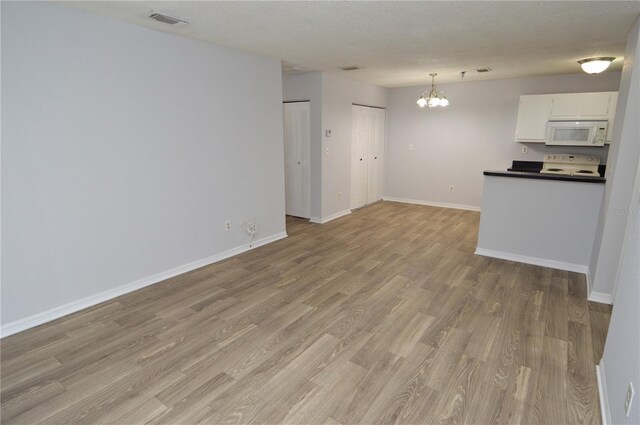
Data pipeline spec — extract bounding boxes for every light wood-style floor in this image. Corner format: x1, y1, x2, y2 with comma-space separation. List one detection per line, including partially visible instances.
1, 202, 612, 424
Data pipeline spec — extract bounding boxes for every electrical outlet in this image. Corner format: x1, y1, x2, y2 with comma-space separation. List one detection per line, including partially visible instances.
625, 382, 635, 418
449, 185, 455, 192
224, 221, 231, 231
325, 147, 330, 156
409, 144, 414, 151
521, 146, 528, 154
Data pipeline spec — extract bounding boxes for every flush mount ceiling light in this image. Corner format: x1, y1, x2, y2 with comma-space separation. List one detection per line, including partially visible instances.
417, 73, 449, 108
578, 57, 615, 75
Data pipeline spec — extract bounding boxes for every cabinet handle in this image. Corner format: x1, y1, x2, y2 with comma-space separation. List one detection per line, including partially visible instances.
374, 156, 378, 159
297, 161, 301, 164
360, 158, 363, 161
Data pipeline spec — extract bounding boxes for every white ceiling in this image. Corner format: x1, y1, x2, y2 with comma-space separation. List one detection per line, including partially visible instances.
58, 1, 640, 87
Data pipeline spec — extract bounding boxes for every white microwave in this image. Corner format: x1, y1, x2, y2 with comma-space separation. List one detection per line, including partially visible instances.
546, 120, 608, 146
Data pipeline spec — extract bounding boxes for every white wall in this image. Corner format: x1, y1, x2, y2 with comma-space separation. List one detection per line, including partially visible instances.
600, 168, 640, 425
1, 2, 286, 333
590, 16, 640, 301
596, 16, 640, 425
320, 73, 388, 219
282, 72, 387, 222
385, 73, 620, 209
282, 73, 322, 219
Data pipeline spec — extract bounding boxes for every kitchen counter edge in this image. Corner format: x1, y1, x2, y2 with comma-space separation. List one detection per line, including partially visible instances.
483, 170, 606, 184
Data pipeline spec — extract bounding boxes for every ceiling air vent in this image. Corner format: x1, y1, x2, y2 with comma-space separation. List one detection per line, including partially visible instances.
149, 11, 190, 25
341, 66, 361, 71
476, 68, 492, 73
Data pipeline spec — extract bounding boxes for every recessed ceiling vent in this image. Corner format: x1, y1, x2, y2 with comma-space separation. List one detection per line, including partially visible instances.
476, 68, 492, 73
341, 66, 361, 71
149, 11, 190, 26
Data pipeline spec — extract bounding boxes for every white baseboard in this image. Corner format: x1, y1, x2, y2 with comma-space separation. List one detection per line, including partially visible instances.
474, 247, 589, 274
585, 270, 592, 297
0, 232, 288, 338
588, 291, 613, 305
309, 209, 351, 224
596, 361, 611, 425
584, 268, 613, 305
383, 197, 481, 212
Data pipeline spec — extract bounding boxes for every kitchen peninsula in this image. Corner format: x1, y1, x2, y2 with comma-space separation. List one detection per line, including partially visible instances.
476, 168, 605, 275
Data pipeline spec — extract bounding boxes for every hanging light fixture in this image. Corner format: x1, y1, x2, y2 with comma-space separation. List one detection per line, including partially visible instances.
578, 57, 615, 75
417, 73, 449, 108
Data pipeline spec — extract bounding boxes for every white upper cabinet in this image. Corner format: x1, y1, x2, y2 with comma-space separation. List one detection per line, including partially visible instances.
549, 92, 615, 119
515, 91, 618, 143
514, 94, 553, 142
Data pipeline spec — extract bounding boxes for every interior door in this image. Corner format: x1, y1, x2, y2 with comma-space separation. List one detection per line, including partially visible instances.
367, 107, 385, 204
352, 105, 385, 209
283, 102, 310, 218
351, 105, 369, 209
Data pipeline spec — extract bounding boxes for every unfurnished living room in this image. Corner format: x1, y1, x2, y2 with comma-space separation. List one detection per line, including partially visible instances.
1, 1, 639, 424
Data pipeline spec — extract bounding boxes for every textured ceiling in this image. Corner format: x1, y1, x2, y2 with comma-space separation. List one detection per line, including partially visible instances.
57, 1, 640, 87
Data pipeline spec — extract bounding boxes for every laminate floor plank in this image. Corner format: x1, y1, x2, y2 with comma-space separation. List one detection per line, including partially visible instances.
1, 202, 611, 424
432, 353, 482, 425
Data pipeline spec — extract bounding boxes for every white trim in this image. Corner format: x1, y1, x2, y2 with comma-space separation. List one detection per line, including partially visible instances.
474, 247, 588, 274
309, 209, 351, 224
596, 361, 611, 425
584, 268, 614, 305
383, 197, 481, 212
0, 232, 288, 338
588, 291, 613, 305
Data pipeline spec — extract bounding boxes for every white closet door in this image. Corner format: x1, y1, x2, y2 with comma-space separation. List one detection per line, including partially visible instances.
351, 105, 369, 210
367, 108, 385, 204
352, 105, 385, 209
283, 102, 310, 218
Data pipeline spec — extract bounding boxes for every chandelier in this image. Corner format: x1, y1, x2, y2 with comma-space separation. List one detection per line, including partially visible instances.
417, 73, 449, 108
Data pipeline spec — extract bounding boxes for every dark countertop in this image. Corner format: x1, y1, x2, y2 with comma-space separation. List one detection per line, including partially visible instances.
483, 170, 606, 184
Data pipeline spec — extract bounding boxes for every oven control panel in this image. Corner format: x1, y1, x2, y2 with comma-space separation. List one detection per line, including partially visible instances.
543, 154, 600, 164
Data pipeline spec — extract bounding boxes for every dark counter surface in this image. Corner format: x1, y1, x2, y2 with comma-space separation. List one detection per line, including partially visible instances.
483, 170, 606, 184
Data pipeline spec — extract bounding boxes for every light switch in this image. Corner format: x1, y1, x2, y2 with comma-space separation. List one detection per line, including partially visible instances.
409, 144, 414, 151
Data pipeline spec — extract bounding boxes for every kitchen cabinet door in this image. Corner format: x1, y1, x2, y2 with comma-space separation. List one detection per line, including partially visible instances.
578, 92, 613, 117
514, 94, 552, 142
550, 92, 613, 119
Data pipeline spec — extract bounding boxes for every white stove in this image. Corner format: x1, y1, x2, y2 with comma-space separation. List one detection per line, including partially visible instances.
540, 154, 601, 177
